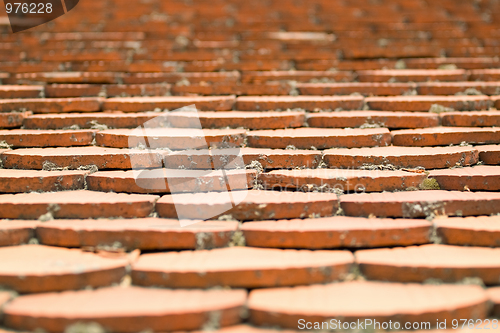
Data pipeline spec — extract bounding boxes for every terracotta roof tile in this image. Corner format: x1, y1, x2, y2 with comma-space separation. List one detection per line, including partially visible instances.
356, 244, 500, 284
132, 247, 353, 288
0, 245, 128, 293
248, 282, 489, 329
36, 218, 238, 250
242, 216, 431, 249
3, 287, 247, 332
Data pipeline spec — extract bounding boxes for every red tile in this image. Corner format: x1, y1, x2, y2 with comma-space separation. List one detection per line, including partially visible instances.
23, 112, 168, 130
356, 244, 500, 284
247, 128, 391, 149
417, 82, 500, 95
12, 72, 120, 84
3, 287, 246, 332
123, 72, 240, 85
0, 130, 96, 148
96, 128, 246, 149
87, 169, 256, 193
261, 169, 426, 192
103, 96, 236, 112
171, 83, 291, 96
429, 166, 500, 191
441, 111, 500, 127
0, 190, 158, 219
435, 216, 500, 247
241, 70, 354, 83
132, 247, 353, 288
242, 216, 431, 249
156, 190, 339, 220
296, 82, 416, 96
307, 111, 439, 129
392, 127, 500, 146
0, 147, 163, 170
36, 218, 238, 250
0, 169, 88, 193
162, 148, 322, 170
0, 98, 103, 113
235, 96, 364, 111
44, 83, 171, 98
357, 69, 469, 82
249, 282, 489, 329
0, 85, 43, 99
0, 112, 32, 129
44, 84, 103, 98
469, 69, 500, 81
365, 96, 492, 111
478, 145, 500, 165
492, 96, 500, 110
487, 287, 500, 317
405, 57, 500, 70
0, 245, 128, 293
167, 111, 305, 130
324, 146, 478, 169
0, 220, 39, 247
340, 190, 500, 218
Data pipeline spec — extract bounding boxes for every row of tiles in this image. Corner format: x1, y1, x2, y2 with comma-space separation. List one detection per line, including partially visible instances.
8, 70, 500, 85
0, 281, 498, 332
0, 189, 499, 219
1, 244, 500, 292
2, 215, 500, 250
1, 145, 497, 169
5, 58, 500, 76
0, 126, 499, 149
7, 81, 500, 99
1, 95, 500, 112
2, 110, 500, 130
1, 165, 500, 193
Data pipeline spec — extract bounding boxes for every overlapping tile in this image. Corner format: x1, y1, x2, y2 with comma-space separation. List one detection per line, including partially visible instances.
248, 282, 489, 329
429, 166, 500, 191
167, 111, 305, 129
0, 129, 96, 148
0, 220, 39, 247
0, 190, 158, 219
242, 217, 431, 249
356, 244, 500, 284
340, 190, 500, 218
435, 216, 500, 247
365, 96, 492, 111
324, 146, 479, 169
156, 190, 339, 220
0, 98, 103, 113
247, 128, 391, 149
162, 148, 322, 169
97, 128, 246, 149
87, 169, 256, 194
3, 287, 246, 332
23, 112, 167, 130
235, 96, 364, 111
441, 111, 500, 127
261, 169, 426, 192
307, 111, 439, 129
132, 247, 353, 288
102, 96, 236, 112
392, 127, 500, 146
36, 218, 238, 250
0, 245, 128, 293
0, 169, 88, 193
0, 147, 163, 170
478, 145, 500, 164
